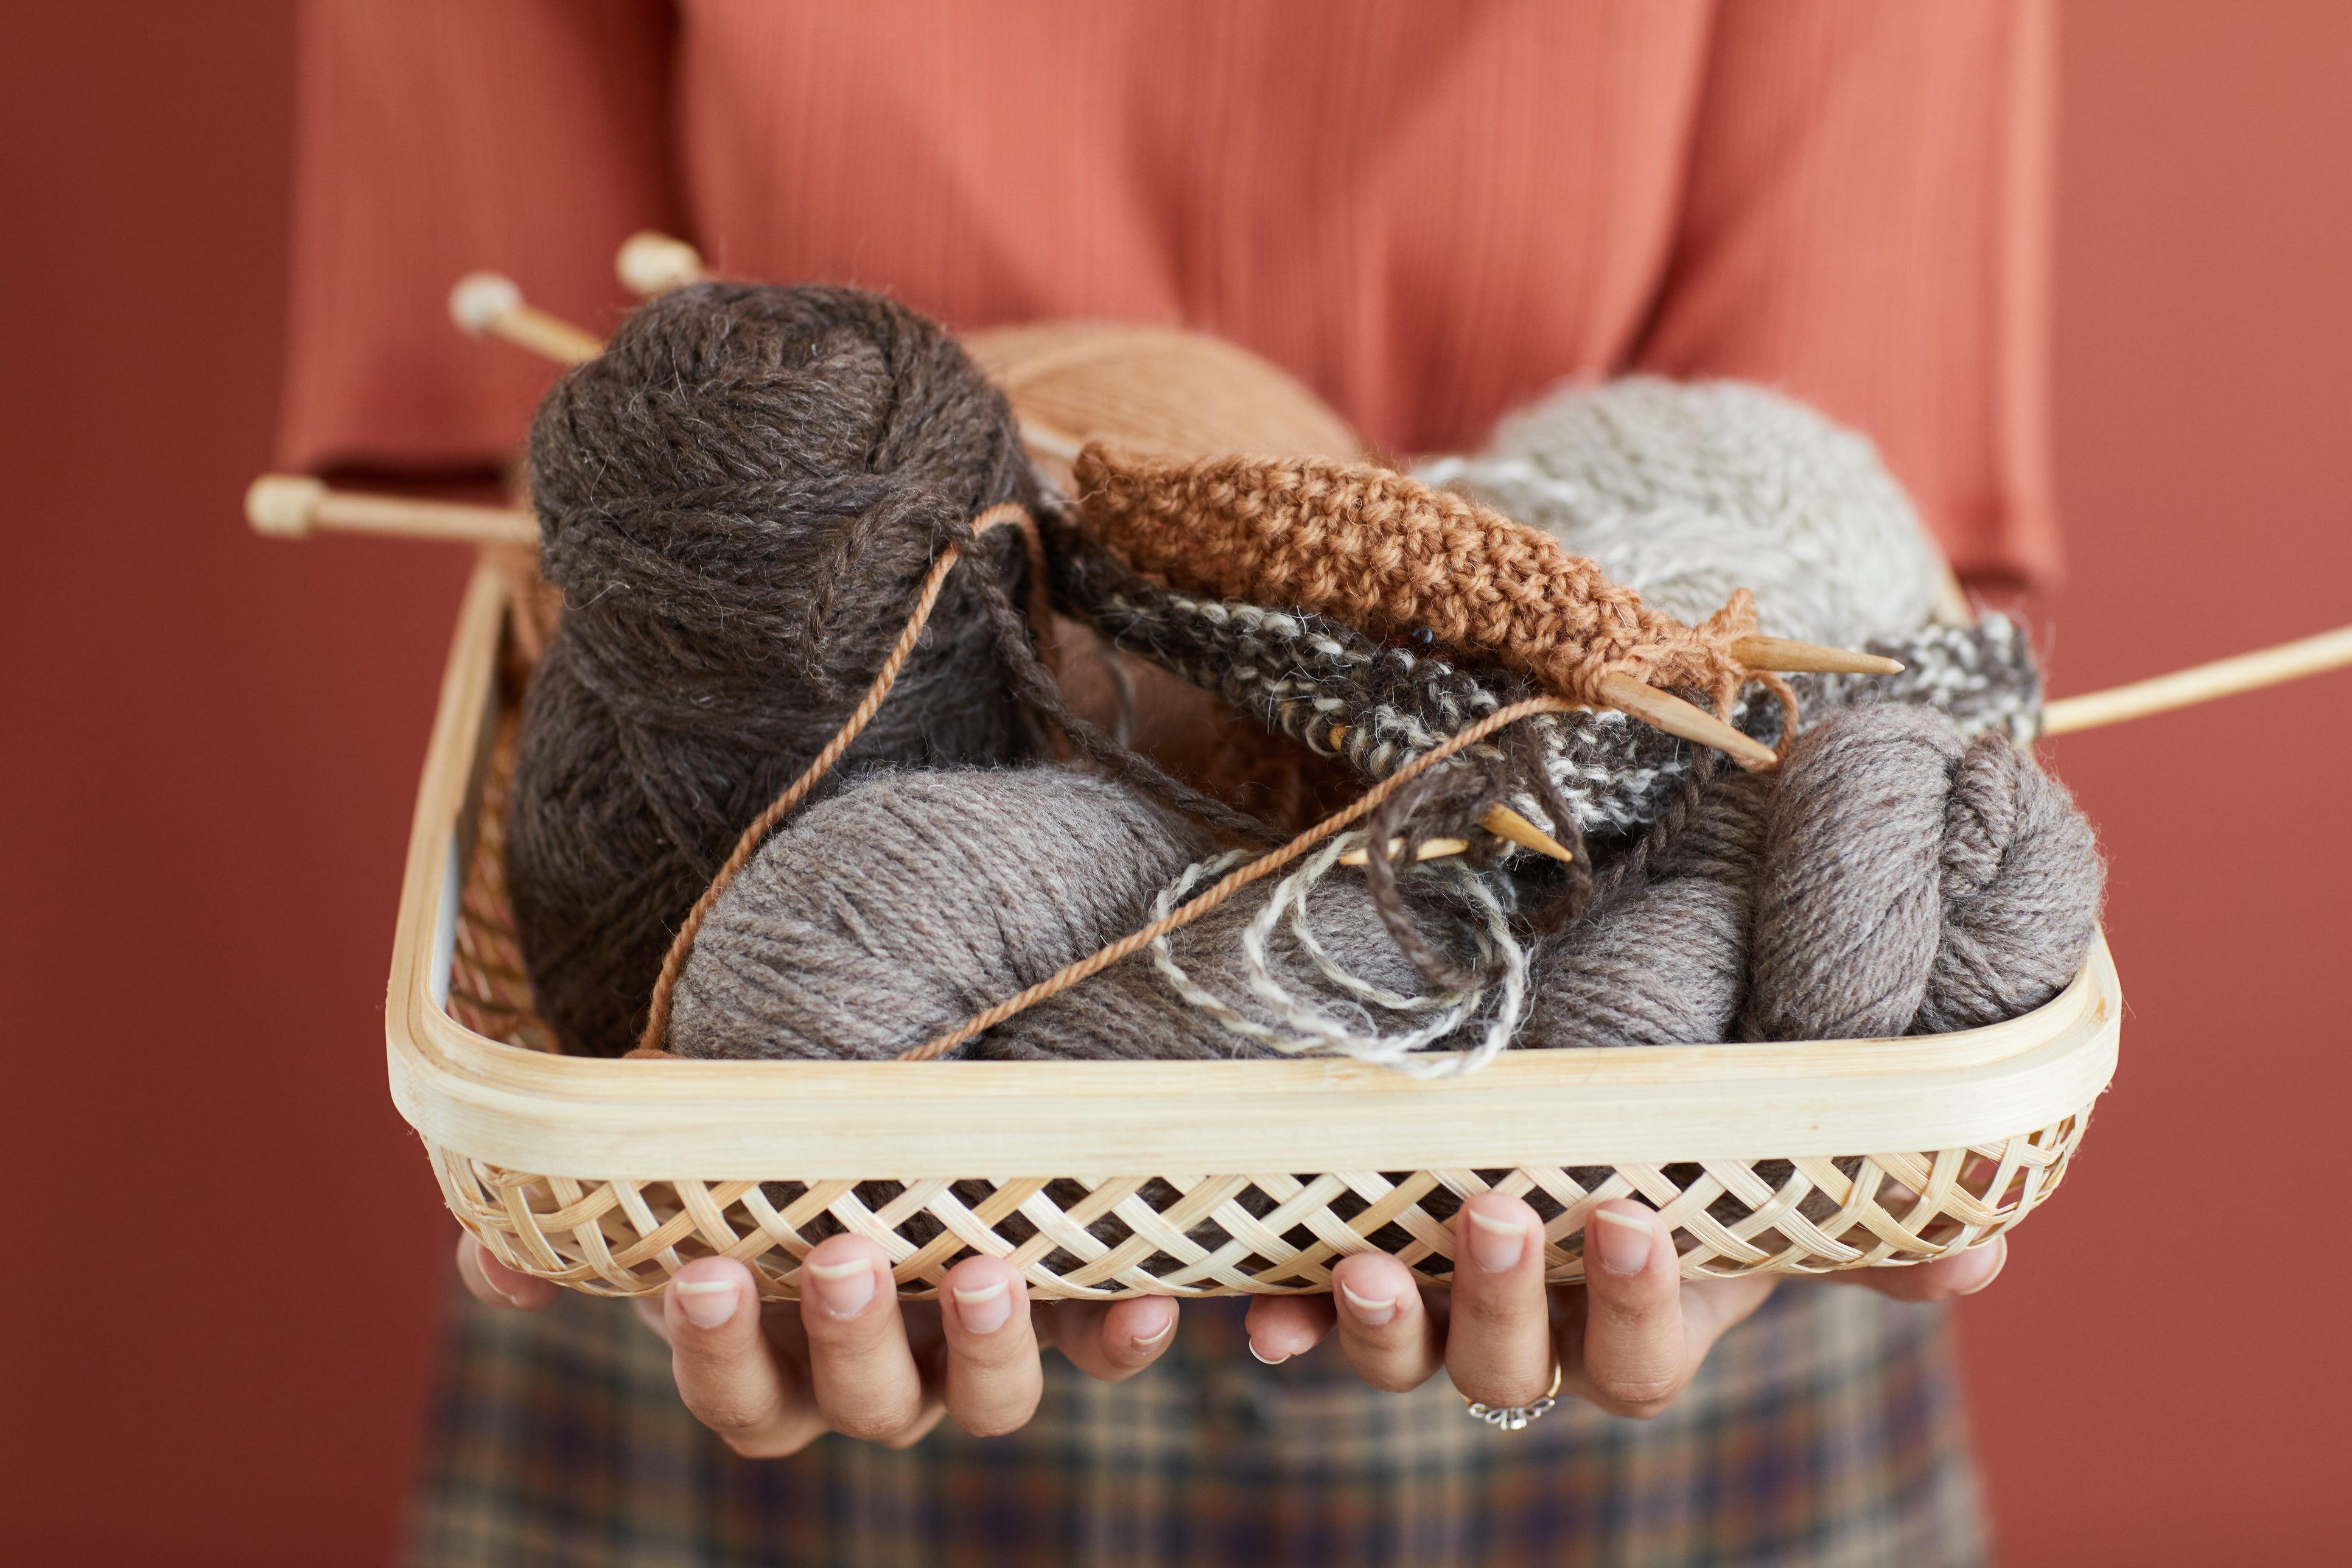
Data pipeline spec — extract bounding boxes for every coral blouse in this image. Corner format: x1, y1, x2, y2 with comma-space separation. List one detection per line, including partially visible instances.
281, 0, 2057, 586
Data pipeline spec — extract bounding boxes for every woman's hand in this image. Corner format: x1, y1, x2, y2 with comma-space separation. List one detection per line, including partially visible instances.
1240, 1192, 2006, 1418
455, 1231, 1180, 1456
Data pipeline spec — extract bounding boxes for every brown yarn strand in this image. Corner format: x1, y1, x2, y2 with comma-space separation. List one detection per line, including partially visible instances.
635, 504, 1039, 1055
890, 691, 1577, 1062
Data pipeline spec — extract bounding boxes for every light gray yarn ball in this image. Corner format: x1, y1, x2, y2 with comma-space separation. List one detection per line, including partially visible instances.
1418, 377, 1950, 648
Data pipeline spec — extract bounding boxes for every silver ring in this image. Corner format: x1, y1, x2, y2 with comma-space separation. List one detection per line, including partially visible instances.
1463, 1362, 1563, 1430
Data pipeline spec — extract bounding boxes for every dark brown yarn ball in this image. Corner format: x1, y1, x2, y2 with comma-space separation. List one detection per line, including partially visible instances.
508, 282, 1037, 1056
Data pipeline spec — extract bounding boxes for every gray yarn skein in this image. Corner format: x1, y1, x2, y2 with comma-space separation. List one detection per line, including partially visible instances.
1418, 377, 1950, 648
670, 706, 2102, 1065
668, 768, 1465, 1065
1514, 771, 1771, 1049
1527, 707, 2102, 1051
1745, 705, 2104, 1041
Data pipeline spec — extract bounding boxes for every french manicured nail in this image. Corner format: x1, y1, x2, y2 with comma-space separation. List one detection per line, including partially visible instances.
1339, 1281, 1398, 1327
953, 1278, 1013, 1335
805, 1256, 879, 1319
1247, 1340, 1290, 1365
1130, 1307, 1176, 1349
1593, 1208, 1655, 1276
1468, 1208, 1528, 1273
673, 1277, 741, 1329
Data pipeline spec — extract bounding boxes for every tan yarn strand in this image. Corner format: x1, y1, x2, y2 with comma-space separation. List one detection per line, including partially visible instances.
891, 693, 1578, 1062
635, 504, 1037, 1055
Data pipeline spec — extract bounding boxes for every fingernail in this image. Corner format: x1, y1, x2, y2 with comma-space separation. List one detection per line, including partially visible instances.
673, 1277, 741, 1329
1593, 1208, 1654, 1276
1953, 1242, 2006, 1297
1467, 1208, 1527, 1273
1339, 1281, 1397, 1327
1247, 1340, 1290, 1365
953, 1278, 1013, 1335
805, 1256, 878, 1319
1130, 1311, 1176, 1350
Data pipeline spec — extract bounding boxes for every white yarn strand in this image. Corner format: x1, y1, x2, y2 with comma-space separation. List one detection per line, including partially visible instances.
1146, 835, 1530, 1077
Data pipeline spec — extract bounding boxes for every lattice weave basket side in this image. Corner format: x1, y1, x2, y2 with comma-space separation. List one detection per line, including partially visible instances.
392, 564, 2121, 1302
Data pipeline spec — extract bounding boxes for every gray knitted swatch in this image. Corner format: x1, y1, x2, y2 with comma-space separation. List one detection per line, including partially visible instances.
1057, 523, 2042, 840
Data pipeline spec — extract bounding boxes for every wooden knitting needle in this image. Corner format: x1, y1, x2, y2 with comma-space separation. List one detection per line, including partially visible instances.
245, 475, 539, 548
617, 231, 710, 296
448, 272, 604, 365
1594, 672, 1777, 771
1324, 722, 1577, 862
1728, 635, 1903, 676
1337, 837, 1473, 867
2039, 622, 2352, 737
1478, 803, 1575, 862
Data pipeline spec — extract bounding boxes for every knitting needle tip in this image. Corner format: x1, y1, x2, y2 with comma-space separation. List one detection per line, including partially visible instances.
1730, 635, 1903, 676
447, 271, 604, 364
245, 474, 326, 537
448, 271, 522, 335
617, 231, 709, 296
1595, 671, 1779, 772
1337, 836, 1472, 867
1479, 804, 1573, 863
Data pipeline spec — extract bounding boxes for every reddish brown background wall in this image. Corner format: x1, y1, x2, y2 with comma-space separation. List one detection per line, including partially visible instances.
4, 4, 2345, 1561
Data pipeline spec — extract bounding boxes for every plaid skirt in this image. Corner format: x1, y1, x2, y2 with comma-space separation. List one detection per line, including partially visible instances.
405, 1281, 1985, 1567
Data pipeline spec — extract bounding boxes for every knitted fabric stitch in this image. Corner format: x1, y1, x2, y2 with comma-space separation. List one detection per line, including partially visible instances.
1053, 522, 2043, 838
1071, 447, 1762, 713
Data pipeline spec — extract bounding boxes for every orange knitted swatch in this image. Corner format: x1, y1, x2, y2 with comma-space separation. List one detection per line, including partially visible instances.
1074, 446, 1762, 713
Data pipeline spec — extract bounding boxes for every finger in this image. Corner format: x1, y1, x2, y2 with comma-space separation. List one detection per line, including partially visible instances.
664, 1256, 827, 1458
1328, 1252, 1443, 1393
1565, 1202, 1696, 1418
1444, 1192, 1555, 1409
1244, 1292, 1335, 1365
797, 1236, 932, 1443
1038, 1295, 1181, 1382
1834, 1235, 2008, 1303
455, 1233, 559, 1311
937, 1256, 1043, 1437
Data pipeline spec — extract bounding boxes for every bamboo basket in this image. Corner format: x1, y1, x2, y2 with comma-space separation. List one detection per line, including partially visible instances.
393, 559, 2121, 1302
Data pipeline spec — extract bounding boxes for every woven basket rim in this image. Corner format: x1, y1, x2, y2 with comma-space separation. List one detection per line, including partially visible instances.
391, 564, 2121, 1181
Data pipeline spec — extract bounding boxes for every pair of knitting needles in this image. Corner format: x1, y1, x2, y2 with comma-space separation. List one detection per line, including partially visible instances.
250, 235, 2352, 854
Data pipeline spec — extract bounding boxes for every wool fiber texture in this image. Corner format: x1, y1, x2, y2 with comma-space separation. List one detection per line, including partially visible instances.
1072, 446, 1763, 712
668, 768, 1461, 1064
1525, 707, 2101, 1050
671, 709, 2102, 1066
1516, 769, 1771, 1049
508, 283, 1040, 1057
1744, 706, 2104, 1041
1418, 377, 1950, 649
1057, 514, 2043, 842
